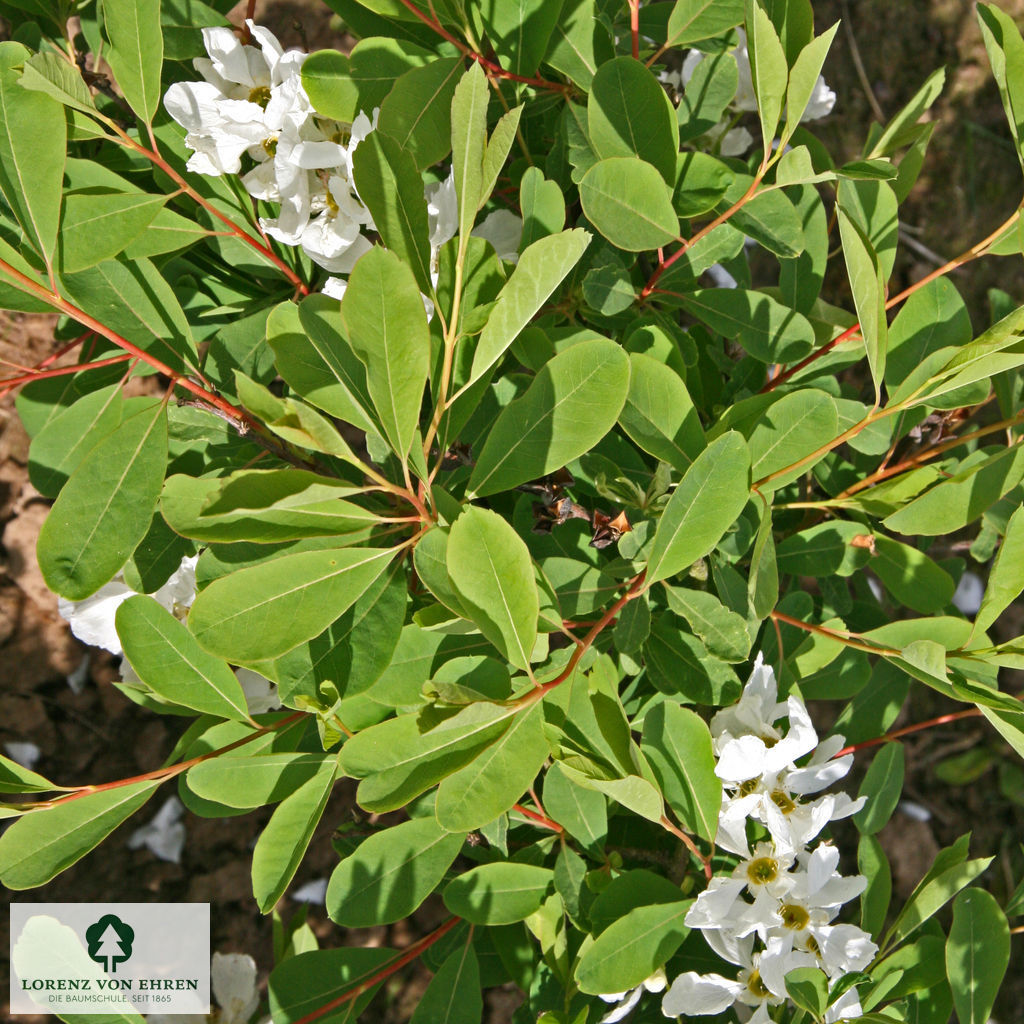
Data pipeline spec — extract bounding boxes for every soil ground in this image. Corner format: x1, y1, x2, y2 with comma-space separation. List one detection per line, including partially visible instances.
2, 2, 1024, 1022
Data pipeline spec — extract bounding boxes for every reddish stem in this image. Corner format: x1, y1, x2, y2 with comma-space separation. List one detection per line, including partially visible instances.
0, 255, 254, 429
392, 0, 569, 94
629, 0, 640, 60
833, 709, 982, 759
641, 177, 762, 300
289, 917, 462, 1024
763, 207, 1022, 393
35, 330, 95, 371
761, 320, 862, 392
770, 611, 899, 657
0, 353, 132, 393
115, 132, 309, 295
834, 409, 1024, 500
536, 572, 647, 696
659, 815, 712, 880
512, 803, 564, 833
39, 713, 306, 807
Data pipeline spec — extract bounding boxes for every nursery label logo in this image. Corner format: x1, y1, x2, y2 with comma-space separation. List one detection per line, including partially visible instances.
86, 914, 135, 973
9, 903, 210, 1015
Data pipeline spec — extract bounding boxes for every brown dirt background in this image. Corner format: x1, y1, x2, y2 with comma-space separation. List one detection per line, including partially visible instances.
2, 1, 1024, 1021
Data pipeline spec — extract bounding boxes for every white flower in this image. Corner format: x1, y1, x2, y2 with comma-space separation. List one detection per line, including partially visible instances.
712, 656, 819, 783
4, 741, 42, 770
164, 22, 307, 177
426, 169, 459, 256
322, 277, 347, 300
802, 75, 837, 120
59, 555, 198, 656
128, 796, 186, 863
598, 968, 666, 1022
147, 952, 259, 1024
472, 209, 523, 263
236, 668, 282, 714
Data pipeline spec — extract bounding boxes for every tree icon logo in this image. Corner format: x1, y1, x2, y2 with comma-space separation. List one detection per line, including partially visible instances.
86, 914, 135, 973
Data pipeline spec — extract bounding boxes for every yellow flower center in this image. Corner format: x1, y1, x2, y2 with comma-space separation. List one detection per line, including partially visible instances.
780, 904, 810, 930
737, 778, 760, 796
248, 85, 272, 108
262, 136, 278, 157
771, 789, 797, 814
746, 856, 779, 885
746, 970, 770, 998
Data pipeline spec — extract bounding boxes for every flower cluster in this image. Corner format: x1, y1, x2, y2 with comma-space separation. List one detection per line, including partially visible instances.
662, 655, 876, 1022
165, 24, 522, 301
662, 29, 836, 155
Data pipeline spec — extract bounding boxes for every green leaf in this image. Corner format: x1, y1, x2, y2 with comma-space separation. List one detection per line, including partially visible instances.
446, 506, 539, 670
646, 431, 751, 584
641, 702, 721, 841
886, 853, 994, 949
883, 445, 1024, 536
745, 0, 789, 151
103, 0, 164, 123
579, 157, 680, 251
0, 42, 65, 265
269, 295, 376, 433
0, 779, 159, 889
451, 62, 488, 242
518, 166, 566, 249
467, 228, 590, 388
776, 520, 873, 578
664, 586, 750, 663
269, 947, 395, 1024
867, 68, 946, 158
0, 754, 57, 795
188, 546, 395, 661
576, 899, 691, 994
783, 23, 839, 141
785, 967, 830, 1018
116, 596, 249, 722
545, 0, 613, 89
854, 742, 904, 835
468, 338, 630, 497
478, 0, 565, 77
59, 192, 165, 274
436, 699, 549, 831
186, 753, 332, 808
28, 384, 124, 497
837, 202, 888, 397
340, 246, 429, 461
20, 51, 98, 115
61, 257, 200, 375
542, 761, 607, 853
342, 702, 518, 812
37, 401, 167, 601
974, 504, 1024, 637
479, 103, 523, 210
977, 4, 1024, 169
588, 56, 679, 183
677, 49, 739, 141
719, 176, 805, 257
443, 862, 553, 924
327, 816, 464, 927
871, 536, 954, 614
665, 0, 744, 50
680, 288, 816, 364
410, 942, 481, 1024
946, 888, 1010, 1024
252, 758, 337, 913
352, 132, 433, 296
378, 56, 462, 170
161, 470, 373, 544
859, 833, 892, 939
618, 353, 706, 473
